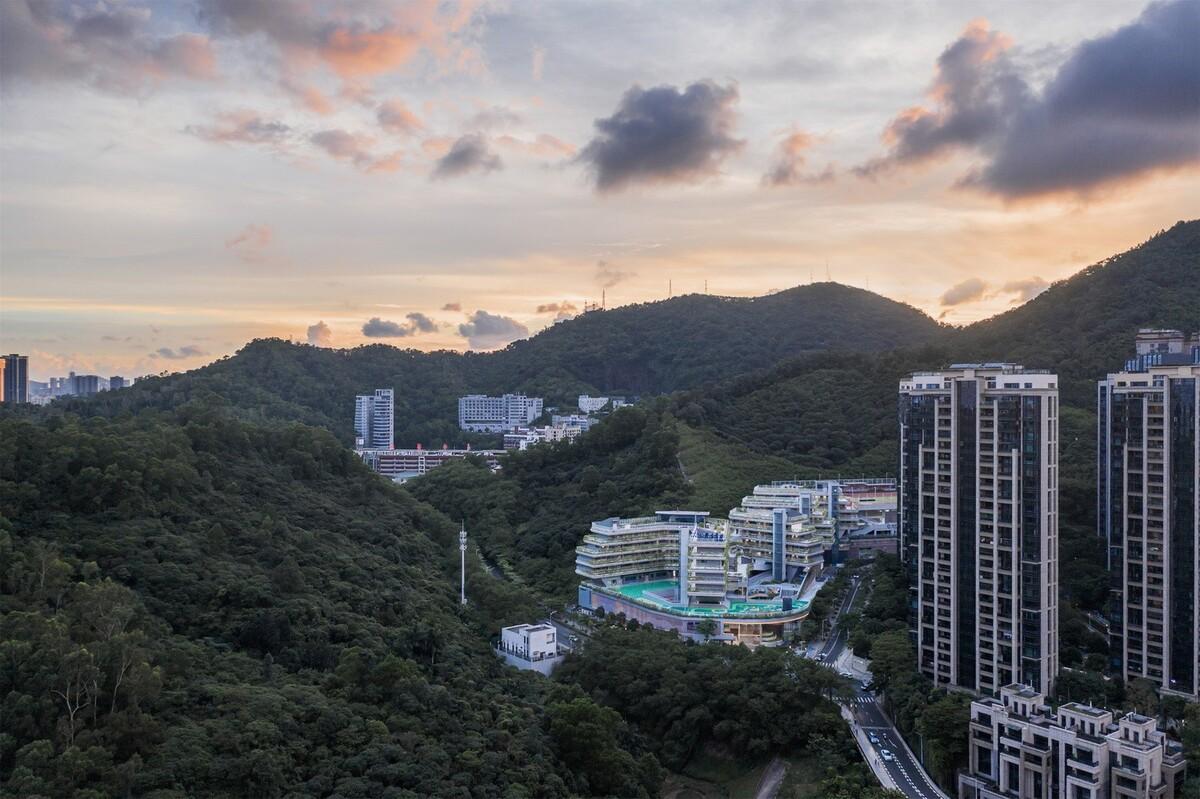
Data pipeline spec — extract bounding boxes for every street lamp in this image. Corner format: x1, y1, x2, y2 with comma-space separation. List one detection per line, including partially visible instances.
459, 523, 468, 606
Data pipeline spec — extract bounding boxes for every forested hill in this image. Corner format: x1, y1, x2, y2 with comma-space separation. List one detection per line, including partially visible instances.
70, 282, 943, 447
0, 402, 671, 797
957, 219, 1200, 405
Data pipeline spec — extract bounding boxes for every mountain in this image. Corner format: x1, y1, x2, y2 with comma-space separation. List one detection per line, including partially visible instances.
72, 283, 944, 448
958, 219, 1200, 405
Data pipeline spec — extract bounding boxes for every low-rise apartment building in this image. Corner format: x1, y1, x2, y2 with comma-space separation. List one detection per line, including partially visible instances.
357, 446, 503, 482
959, 684, 1186, 799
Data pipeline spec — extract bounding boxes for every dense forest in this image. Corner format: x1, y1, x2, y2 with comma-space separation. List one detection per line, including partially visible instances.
4, 220, 1198, 797
0, 402, 662, 797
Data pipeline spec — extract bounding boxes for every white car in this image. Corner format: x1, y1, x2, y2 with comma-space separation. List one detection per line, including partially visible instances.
868, 733, 880, 745
880, 749, 895, 762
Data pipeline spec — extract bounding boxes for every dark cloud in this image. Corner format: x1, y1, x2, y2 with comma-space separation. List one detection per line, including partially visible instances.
860, 2, 1200, 198
465, 105, 522, 131
311, 129, 402, 173
579, 80, 743, 192
362, 317, 410, 337
406, 312, 437, 333
596, 260, 635, 288
151, 345, 208, 360
940, 277, 989, 306
187, 110, 291, 146
1, 1, 217, 93
762, 131, 835, 187
431, 134, 502, 180
457, 310, 529, 350
361, 313, 438, 338
1000, 277, 1050, 303
377, 98, 423, 135
442, 302, 462, 312
307, 321, 333, 346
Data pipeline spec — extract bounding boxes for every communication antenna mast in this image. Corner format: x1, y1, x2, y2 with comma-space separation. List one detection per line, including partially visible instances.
669, 279, 673, 298
704, 279, 708, 294
459, 522, 468, 605
602, 289, 606, 309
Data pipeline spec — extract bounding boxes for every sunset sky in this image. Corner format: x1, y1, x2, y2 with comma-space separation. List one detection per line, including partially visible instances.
1, 0, 1197, 380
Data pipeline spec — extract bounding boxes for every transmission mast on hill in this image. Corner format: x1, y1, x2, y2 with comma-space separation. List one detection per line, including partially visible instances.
459, 522, 468, 605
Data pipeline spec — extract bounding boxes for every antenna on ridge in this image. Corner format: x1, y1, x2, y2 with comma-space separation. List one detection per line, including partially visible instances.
669, 279, 672, 298
602, 289, 606, 309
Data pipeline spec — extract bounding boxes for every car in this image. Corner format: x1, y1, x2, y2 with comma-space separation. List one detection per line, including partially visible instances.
867, 733, 880, 744
861, 680, 872, 691
815, 653, 826, 661
880, 749, 895, 762
839, 671, 853, 678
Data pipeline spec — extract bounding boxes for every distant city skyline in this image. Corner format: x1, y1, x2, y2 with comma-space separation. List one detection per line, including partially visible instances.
2, 0, 1198, 380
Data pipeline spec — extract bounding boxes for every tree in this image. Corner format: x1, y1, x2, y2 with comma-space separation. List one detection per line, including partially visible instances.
696, 618, 717, 641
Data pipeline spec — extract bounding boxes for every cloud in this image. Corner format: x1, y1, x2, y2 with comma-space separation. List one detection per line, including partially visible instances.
225, 223, 273, 262
940, 277, 990, 306
311, 129, 402, 173
465, 105, 522, 131
198, 0, 484, 100
762, 131, 834, 187
361, 313, 438, 338
859, 2, 1200, 198
1, 2, 218, 93
596, 260, 635, 288
431, 134, 502, 180
1000, 276, 1049, 303
186, 110, 291, 146
442, 302, 462, 312
307, 321, 333, 346
377, 98, 423, 135
536, 301, 578, 313
495, 133, 576, 158
458, 310, 529, 350
151, 345, 208, 360
406, 312, 437, 333
578, 80, 744, 192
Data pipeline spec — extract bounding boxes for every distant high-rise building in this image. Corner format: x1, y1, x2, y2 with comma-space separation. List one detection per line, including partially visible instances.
3, 354, 29, 404
1098, 330, 1199, 699
354, 388, 394, 450
458, 393, 544, 433
71, 373, 101, 396
899, 364, 1059, 696
109, 376, 126, 390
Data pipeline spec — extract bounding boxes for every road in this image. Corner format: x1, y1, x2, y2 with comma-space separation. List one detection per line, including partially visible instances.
809, 569, 948, 799
851, 690, 946, 799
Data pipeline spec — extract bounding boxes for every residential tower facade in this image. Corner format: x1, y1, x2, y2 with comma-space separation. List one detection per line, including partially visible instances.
1098, 330, 1200, 699
354, 388, 395, 450
899, 364, 1059, 695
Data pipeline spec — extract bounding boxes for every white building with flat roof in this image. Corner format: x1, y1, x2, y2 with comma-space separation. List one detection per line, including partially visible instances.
959, 684, 1187, 799
458, 393, 544, 433
496, 623, 564, 675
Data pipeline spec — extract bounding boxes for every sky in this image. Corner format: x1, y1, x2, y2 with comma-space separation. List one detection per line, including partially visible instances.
1, 0, 1198, 380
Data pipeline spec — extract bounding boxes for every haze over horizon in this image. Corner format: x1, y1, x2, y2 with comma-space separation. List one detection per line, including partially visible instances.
2, 0, 1198, 380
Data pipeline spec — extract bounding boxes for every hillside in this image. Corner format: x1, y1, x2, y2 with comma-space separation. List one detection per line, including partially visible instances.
69, 283, 943, 448
958, 219, 1200, 405
0, 402, 666, 798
